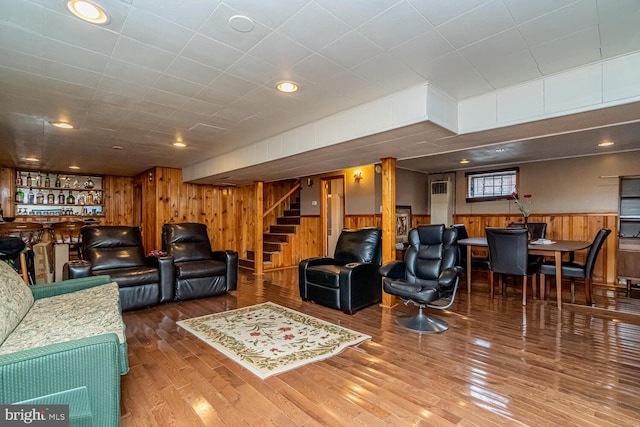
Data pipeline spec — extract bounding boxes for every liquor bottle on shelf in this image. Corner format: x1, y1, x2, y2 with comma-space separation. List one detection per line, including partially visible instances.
27, 187, 35, 204
47, 191, 55, 205
44, 173, 51, 187
58, 190, 65, 204
16, 171, 23, 186
87, 191, 94, 205
36, 188, 44, 204
55, 174, 61, 188
15, 188, 25, 203
26, 172, 32, 187
35, 172, 41, 187
66, 190, 75, 205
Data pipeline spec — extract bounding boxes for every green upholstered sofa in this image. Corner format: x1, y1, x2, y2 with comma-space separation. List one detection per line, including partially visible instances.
0, 260, 128, 426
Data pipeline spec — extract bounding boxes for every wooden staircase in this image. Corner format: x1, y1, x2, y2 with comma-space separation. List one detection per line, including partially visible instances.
239, 195, 301, 270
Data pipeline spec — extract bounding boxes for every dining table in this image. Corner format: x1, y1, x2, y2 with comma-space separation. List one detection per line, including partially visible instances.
457, 237, 592, 310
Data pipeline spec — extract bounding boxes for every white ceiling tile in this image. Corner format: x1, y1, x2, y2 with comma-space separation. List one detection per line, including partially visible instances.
98, 76, 149, 99
120, 6, 194, 53
537, 49, 602, 76
351, 53, 416, 84
43, 60, 102, 88
459, 28, 528, 67
128, 0, 220, 30
181, 34, 244, 70
153, 75, 204, 98
599, 9, 640, 59
103, 59, 161, 86
319, 31, 383, 69
144, 88, 191, 109
502, 0, 577, 24
249, 31, 313, 68
530, 26, 601, 72
222, 0, 309, 29
0, 48, 43, 74
0, 23, 43, 56
0, 0, 43, 34
165, 56, 221, 86
43, 10, 118, 55
207, 73, 258, 98
411, 51, 473, 81
358, 2, 434, 50
475, 49, 542, 89
278, 3, 350, 51
408, 0, 489, 27
388, 29, 454, 71
42, 39, 109, 73
111, 36, 176, 71
518, 0, 599, 47
316, 0, 397, 27
596, 0, 640, 22
225, 54, 278, 84
198, 3, 272, 53
290, 55, 345, 86
431, 67, 493, 100
179, 99, 223, 116
436, 0, 515, 49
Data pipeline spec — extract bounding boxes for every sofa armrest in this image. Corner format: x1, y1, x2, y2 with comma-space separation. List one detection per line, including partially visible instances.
0, 334, 123, 427
211, 250, 238, 291
379, 261, 407, 280
63, 260, 92, 280
298, 257, 339, 299
146, 255, 175, 303
337, 262, 382, 313
30, 275, 113, 300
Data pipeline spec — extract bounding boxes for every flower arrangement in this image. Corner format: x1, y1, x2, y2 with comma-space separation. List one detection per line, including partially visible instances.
511, 192, 532, 217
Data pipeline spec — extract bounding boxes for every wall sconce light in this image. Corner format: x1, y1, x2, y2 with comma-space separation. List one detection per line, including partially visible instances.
148, 171, 153, 182
307, 178, 314, 187
353, 170, 363, 183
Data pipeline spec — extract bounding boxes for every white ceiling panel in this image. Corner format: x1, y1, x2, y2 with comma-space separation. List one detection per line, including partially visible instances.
181, 34, 244, 70
502, 0, 577, 24
316, 0, 398, 27
0, 23, 43, 57
120, 7, 194, 53
408, 0, 489, 27
130, 0, 221, 31
110, 36, 176, 71
42, 39, 109, 73
278, 3, 350, 51
164, 56, 221, 86
198, 3, 271, 52
43, 10, 119, 55
358, 2, 434, 50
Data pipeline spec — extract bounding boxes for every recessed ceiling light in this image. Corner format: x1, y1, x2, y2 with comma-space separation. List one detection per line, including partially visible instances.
460, 159, 470, 164
66, 0, 110, 25
51, 121, 74, 129
69, 165, 80, 170
173, 142, 187, 147
24, 157, 39, 162
495, 148, 506, 152
276, 81, 298, 93
111, 145, 124, 150
228, 15, 255, 32
598, 141, 615, 147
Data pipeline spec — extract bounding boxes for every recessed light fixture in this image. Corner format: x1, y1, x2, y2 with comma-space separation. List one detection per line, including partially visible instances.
598, 141, 615, 147
276, 81, 298, 93
24, 157, 39, 162
173, 142, 187, 147
66, 0, 110, 25
111, 145, 124, 150
460, 159, 470, 164
69, 165, 80, 170
51, 121, 74, 129
228, 15, 255, 32
495, 148, 506, 152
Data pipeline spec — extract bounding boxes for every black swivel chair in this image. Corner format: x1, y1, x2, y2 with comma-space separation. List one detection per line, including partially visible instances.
539, 228, 611, 306
379, 225, 462, 333
299, 227, 382, 315
486, 227, 540, 305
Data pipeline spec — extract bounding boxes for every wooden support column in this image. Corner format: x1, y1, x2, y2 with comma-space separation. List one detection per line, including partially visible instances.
254, 181, 264, 276
381, 157, 396, 307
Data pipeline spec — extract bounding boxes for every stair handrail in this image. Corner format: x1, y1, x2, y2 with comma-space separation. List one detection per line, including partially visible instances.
263, 182, 301, 218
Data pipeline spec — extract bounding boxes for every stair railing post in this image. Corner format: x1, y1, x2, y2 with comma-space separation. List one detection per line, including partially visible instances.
254, 181, 264, 275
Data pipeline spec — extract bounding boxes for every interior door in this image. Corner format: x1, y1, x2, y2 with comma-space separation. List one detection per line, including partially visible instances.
322, 176, 345, 256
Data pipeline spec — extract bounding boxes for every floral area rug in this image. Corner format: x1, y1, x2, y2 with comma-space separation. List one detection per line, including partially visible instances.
177, 302, 371, 379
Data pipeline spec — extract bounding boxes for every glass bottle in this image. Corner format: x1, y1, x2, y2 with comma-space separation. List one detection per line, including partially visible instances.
35, 172, 41, 187
55, 174, 61, 188
16, 188, 25, 203
87, 191, 94, 205
58, 190, 65, 204
27, 187, 35, 204
16, 171, 23, 186
36, 188, 44, 204
26, 172, 32, 187
44, 173, 51, 187
66, 190, 75, 205
47, 191, 55, 205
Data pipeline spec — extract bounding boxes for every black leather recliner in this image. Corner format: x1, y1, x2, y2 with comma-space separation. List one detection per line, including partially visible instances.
66, 226, 175, 311
379, 225, 462, 333
299, 227, 382, 315
162, 223, 238, 301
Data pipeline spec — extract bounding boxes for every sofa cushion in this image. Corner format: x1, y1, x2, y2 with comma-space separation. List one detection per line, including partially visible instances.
0, 261, 34, 345
0, 281, 125, 355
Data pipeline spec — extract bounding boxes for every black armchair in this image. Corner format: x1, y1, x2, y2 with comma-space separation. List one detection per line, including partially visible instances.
299, 227, 382, 315
162, 223, 238, 301
379, 225, 462, 333
66, 226, 175, 311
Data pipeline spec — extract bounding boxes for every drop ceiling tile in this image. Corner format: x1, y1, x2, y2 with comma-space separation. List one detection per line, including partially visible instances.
145, 88, 191, 109
111, 36, 176, 72
531, 26, 601, 73
388, 29, 454, 71
207, 73, 258, 98
475, 49, 542, 89
278, 2, 350, 51
319, 30, 383, 69
431, 67, 493, 100
225, 54, 278, 84
316, 0, 397, 27
502, 0, 577, 24
459, 28, 528, 67
408, 0, 488, 27
165, 56, 221, 86
0, 23, 43, 56
0, 48, 43, 74
43, 39, 109, 73
518, 0, 598, 47
290, 54, 345, 85
123, 0, 219, 30
350, 53, 417, 84
0, 0, 43, 34
599, 9, 640, 59
179, 99, 223, 116
436, 0, 514, 49
120, 6, 194, 53
181, 34, 244, 70
411, 51, 473, 80
153, 74, 204, 98
198, 3, 272, 53
43, 60, 101, 88
358, 2, 434, 50
103, 59, 161, 86
249, 31, 313, 68
223, 0, 309, 29
43, 9, 118, 55
98, 76, 149, 99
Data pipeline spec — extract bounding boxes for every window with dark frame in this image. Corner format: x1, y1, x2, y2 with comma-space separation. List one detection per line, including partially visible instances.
465, 168, 519, 202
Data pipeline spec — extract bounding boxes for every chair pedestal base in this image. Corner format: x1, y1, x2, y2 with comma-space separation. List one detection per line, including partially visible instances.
395, 307, 448, 333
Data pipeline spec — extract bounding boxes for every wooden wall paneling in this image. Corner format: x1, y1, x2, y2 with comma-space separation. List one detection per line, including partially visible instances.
0, 167, 15, 217
412, 214, 430, 227
344, 214, 378, 230
102, 176, 134, 226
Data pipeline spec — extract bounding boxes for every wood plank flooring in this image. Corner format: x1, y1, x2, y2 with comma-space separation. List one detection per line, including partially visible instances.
120, 269, 640, 426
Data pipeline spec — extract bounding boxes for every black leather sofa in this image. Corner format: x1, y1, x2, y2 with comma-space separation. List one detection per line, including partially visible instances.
299, 227, 382, 314
66, 226, 175, 311
162, 223, 238, 301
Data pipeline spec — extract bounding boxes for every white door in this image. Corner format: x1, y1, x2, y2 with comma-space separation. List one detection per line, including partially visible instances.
323, 177, 344, 256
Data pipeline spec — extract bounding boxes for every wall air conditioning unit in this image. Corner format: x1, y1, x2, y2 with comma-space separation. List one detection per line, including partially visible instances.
430, 178, 454, 226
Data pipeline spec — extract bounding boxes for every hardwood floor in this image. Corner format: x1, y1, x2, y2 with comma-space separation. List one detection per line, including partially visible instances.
120, 269, 640, 426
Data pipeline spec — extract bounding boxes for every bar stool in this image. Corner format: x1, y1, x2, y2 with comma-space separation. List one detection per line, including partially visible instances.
0, 222, 45, 285
50, 221, 84, 260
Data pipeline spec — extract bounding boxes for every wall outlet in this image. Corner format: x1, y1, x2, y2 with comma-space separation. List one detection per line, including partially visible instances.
311, 201, 317, 206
